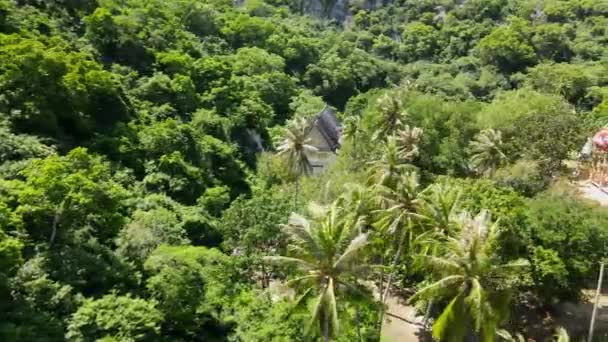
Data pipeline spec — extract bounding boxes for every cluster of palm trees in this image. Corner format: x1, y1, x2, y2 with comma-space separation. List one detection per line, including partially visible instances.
269, 99, 528, 341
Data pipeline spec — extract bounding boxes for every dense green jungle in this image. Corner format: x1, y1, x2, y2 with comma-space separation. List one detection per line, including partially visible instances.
1, 0, 608, 341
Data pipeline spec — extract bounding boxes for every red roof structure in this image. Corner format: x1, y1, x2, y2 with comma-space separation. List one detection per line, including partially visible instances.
593, 128, 608, 152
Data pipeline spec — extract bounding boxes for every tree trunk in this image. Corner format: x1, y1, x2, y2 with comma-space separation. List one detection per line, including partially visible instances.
49, 200, 66, 247
376, 253, 386, 334
588, 262, 605, 342
423, 299, 433, 329
324, 310, 330, 342
294, 177, 299, 210
380, 227, 407, 323
356, 309, 362, 342
50, 212, 59, 247
261, 262, 268, 289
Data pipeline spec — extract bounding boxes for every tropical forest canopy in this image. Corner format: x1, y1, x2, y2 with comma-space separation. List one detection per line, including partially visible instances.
1, 0, 608, 341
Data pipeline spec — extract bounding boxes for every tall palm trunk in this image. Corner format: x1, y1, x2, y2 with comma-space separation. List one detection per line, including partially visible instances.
423, 299, 433, 328
324, 310, 330, 342
378, 226, 407, 329
382, 227, 407, 303
356, 309, 362, 342
376, 252, 386, 334
294, 177, 300, 210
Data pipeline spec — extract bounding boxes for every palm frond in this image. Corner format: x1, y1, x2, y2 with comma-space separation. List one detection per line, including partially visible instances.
409, 275, 465, 303
286, 274, 322, 288
294, 286, 315, 309
489, 258, 530, 284
414, 254, 463, 275
287, 212, 310, 230
432, 293, 468, 342
263, 256, 315, 270
333, 232, 369, 271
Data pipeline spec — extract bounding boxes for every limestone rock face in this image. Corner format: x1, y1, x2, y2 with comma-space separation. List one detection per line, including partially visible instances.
304, 0, 394, 23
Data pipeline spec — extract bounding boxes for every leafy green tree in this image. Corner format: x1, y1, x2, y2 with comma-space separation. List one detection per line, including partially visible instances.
493, 160, 549, 197
372, 34, 399, 59
116, 208, 189, 264
144, 245, 236, 340
402, 91, 479, 175
15, 148, 128, 246
221, 13, 275, 48
305, 40, 400, 108
531, 23, 573, 62
84, 7, 154, 71
219, 187, 292, 286
66, 293, 162, 342
0, 203, 22, 308
3, 254, 83, 339
476, 88, 572, 130
506, 110, 584, 174
523, 62, 601, 105
265, 203, 370, 341
476, 19, 536, 72
410, 210, 528, 341
522, 194, 608, 302
0, 125, 55, 163
132, 73, 200, 114
400, 22, 440, 62
453, 0, 508, 21
0, 34, 130, 142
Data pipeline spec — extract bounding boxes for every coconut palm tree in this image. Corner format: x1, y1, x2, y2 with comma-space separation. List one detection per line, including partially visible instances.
277, 117, 318, 208
409, 210, 529, 342
418, 183, 461, 236
374, 93, 407, 140
469, 128, 507, 177
265, 203, 370, 341
368, 136, 411, 187
340, 116, 365, 164
341, 116, 362, 145
338, 183, 375, 229
372, 172, 425, 325
395, 124, 423, 161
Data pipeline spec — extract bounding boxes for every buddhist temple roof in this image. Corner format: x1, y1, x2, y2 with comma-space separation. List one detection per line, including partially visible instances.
313, 106, 341, 152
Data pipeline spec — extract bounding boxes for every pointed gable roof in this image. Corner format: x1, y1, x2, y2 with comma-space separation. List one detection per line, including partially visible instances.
313, 105, 341, 152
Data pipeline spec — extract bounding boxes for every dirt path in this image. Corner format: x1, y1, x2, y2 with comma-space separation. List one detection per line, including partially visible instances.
579, 182, 608, 206
381, 294, 427, 342
269, 279, 428, 341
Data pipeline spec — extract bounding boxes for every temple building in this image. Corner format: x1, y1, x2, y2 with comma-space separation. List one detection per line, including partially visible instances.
306, 106, 342, 175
